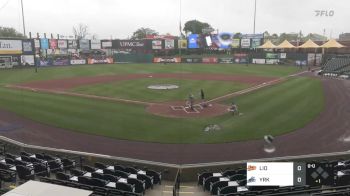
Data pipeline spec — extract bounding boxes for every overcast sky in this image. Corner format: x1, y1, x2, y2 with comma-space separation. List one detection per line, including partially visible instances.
0, 0, 349, 39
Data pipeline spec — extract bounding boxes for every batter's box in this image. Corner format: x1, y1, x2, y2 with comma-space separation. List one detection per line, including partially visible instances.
184, 107, 200, 113
171, 106, 185, 111
193, 105, 203, 110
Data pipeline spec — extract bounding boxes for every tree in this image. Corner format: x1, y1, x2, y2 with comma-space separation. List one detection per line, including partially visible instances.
0, 26, 25, 38
183, 20, 212, 35
131, 27, 158, 40
233, 32, 242, 39
73, 23, 89, 40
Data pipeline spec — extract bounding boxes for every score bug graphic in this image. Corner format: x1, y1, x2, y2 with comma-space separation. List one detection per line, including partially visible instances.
306, 163, 334, 186
246, 162, 295, 186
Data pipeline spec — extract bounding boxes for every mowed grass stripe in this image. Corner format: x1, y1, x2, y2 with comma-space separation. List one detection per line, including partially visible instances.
72, 78, 250, 102
0, 63, 299, 85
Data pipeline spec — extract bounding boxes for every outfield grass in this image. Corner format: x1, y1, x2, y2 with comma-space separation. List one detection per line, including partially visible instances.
0, 72, 324, 143
0, 63, 299, 85
72, 78, 250, 102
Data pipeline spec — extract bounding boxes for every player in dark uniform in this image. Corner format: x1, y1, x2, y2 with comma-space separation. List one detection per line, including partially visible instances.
188, 94, 194, 110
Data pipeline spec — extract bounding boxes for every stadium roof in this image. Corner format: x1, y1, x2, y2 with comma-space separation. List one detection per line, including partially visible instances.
298, 39, 320, 48
320, 39, 345, 48
276, 40, 296, 49
258, 40, 277, 49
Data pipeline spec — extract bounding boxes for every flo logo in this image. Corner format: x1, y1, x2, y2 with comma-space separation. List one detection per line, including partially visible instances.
315, 10, 334, 17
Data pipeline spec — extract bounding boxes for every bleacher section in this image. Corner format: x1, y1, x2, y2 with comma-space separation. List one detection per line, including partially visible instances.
321, 57, 350, 79
197, 160, 350, 196
0, 151, 162, 196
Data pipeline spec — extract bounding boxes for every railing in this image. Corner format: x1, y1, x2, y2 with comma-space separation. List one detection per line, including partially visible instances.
173, 168, 181, 196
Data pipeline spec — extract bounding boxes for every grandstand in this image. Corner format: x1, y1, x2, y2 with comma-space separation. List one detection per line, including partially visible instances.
320, 57, 350, 79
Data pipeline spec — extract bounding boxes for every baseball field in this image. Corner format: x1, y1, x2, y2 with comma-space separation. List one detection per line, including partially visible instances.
0, 63, 324, 144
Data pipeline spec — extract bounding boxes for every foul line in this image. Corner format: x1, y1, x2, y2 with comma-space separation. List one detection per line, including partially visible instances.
5, 85, 153, 106
207, 70, 310, 103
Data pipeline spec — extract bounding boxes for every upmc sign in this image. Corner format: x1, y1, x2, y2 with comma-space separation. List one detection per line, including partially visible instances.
113, 40, 145, 49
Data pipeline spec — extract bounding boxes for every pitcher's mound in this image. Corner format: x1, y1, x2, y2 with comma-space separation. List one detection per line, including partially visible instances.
146, 101, 229, 118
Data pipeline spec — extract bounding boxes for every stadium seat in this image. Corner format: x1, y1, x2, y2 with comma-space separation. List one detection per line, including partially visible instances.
33, 163, 49, 177
70, 168, 85, 176
95, 162, 107, 170
61, 158, 76, 171
83, 165, 97, 173
145, 170, 161, 185
56, 172, 71, 181
16, 165, 35, 181
127, 178, 145, 194
115, 182, 135, 193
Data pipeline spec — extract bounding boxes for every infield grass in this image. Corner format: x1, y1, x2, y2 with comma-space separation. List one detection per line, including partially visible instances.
71, 78, 250, 102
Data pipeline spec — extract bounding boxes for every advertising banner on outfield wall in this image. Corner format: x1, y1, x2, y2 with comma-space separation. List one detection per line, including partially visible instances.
40, 39, 49, 49
53, 59, 69, 66
153, 57, 181, 63
279, 53, 287, 59
0, 56, 13, 68
39, 59, 53, 66
22, 40, 33, 53
68, 40, 78, 49
242, 34, 264, 39
252, 58, 266, 64
164, 39, 175, 49
266, 59, 279, 64
178, 39, 187, 49
90, 40, 101, 49
266, 53, 279, 59
0, 40, 23, 54
70, 59, 86, 65
49, 39, 58, 49
112, 40, 145, 49
231, 39, 240, 48
218, 58, 234, 63
152, 40, 162, 49
79, 39, 90, 49
202, 57, 218, 63
58, 40, 68, 49
87, 57, 113, 64
101, 40, 112, 49
212, 33, 233, 49
34, 39, 41, 49
181, 58, 202, 63
188, 34, 200, 49
21, 55, 35, 66
251, 38, 262, 48
241, 38, 251, 48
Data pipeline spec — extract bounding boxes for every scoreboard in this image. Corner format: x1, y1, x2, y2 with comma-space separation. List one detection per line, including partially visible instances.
246, 162, 335, 186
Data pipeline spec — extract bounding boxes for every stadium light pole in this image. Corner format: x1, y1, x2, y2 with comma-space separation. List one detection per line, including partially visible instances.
253, 0, 257, 34
20, 0, 26, 36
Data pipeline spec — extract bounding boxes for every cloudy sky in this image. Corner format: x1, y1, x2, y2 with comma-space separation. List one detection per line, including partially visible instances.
0, 0, 348, 39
